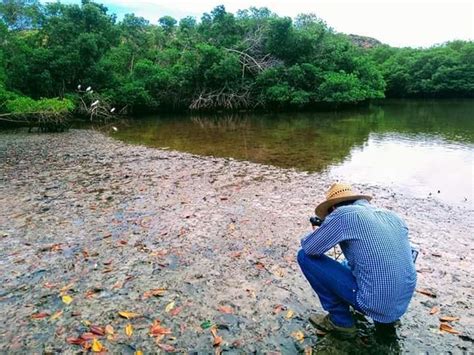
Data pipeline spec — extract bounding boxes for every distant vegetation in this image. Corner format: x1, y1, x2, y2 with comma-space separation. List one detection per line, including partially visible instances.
0, 0, 473, 118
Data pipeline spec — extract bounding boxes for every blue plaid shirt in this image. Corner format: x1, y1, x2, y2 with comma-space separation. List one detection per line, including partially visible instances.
301, 200, 417, 323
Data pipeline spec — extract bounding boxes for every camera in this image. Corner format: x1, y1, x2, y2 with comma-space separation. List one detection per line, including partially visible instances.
309, 216, 324, 227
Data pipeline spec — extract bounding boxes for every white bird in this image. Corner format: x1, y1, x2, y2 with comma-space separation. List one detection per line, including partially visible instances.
91, 100, 99, 106
110, 107, 116, 113
86, 86, 92, 91
77, 84, 81, 90
112, 126, 118, 132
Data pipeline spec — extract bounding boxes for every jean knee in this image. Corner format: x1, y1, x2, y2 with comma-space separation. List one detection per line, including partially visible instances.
297, 249, 306, 265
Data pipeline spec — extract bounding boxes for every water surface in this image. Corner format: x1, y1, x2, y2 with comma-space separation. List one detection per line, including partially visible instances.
114, 100, 474, 206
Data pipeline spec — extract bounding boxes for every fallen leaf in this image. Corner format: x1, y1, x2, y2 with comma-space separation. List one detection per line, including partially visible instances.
105, 325, 114, 335
112, 281, 124, 289
62, 295, 73, 305
217, 306, 234, 314
85, 290, 97, 299
118, 311, 139, 319
50, 310, 63, 320
80, 332, 96, 341
273, 268, 285, 277
165, 301, 175, 313
157, 343, 176, 352
439, 322, 460, 334
291, 330, 305, 342
135, 351, 144, 355
90, 325, 105, 336
125, 323, 133, 337
255, 261, 266, 270
44, 282, 56, 289
169, 306, 182, 316
143, 288, 167, 299
211, 327, 223, 347
31, 312, 50, 319
429, 307, 439, 315
200, 320, 212, 329
60, 283, 74, 295
304, 346, 313, 355
439, 316, 460, 322
230, 251, 242, 258
50, 243, 63, 252
66, 337, 85, 345
416, 289, 437, 298
150, 320, 172, 337
273, 304, 285, 314
285, 310, 295, 319
91, 338, 104, 352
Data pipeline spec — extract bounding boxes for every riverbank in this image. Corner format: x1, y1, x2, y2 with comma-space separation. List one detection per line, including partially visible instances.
0, 129, 472, 353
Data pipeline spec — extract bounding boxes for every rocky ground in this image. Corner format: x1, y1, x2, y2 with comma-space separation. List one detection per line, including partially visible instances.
0, 129, 472, 354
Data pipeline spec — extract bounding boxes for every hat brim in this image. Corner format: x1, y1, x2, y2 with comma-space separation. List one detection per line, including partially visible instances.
316, 195, 372, 219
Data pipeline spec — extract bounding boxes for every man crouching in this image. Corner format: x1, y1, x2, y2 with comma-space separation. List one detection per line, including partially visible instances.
297, 183, 417, 338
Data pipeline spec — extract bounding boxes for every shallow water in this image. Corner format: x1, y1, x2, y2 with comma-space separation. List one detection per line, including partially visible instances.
114, 99, 474, 205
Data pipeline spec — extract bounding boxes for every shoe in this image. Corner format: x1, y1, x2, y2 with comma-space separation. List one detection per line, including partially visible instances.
309, 314, 357, 338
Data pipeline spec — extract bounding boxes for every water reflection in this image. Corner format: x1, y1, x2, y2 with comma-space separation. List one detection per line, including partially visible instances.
114, 99, 474, 205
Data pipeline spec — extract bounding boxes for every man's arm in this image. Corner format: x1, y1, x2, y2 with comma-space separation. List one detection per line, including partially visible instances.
301, 210, 345, 256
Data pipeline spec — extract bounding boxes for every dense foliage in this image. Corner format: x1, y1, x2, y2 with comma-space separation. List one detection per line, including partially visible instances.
369, 42, 474, 98
0, 0, 472, 114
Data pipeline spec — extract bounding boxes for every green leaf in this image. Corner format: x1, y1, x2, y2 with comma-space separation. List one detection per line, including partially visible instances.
200, 320, 212, 329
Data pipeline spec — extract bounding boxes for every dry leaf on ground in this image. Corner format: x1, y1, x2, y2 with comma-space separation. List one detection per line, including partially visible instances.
273, 304, 285, 314
285, 310, 294, 319
439, 323, 460, 334
143, 288, 167, 299
165, 301, 175, 313
169, 306, 182, 316
217, 306, 234, 314
416, 289, 437, 298
105, 325, 114, 335
59, 283, 74, 295
31, 312, 50, 319
211, 327, 223, 347
439, 316, 460, 322
118, 311, 139, 319
90, 325, 105, 336
91, 338, 104, 352
50, 310, 63, 320
125, 323, 133, 337
291, 330, 305, 342
66, 337, 85, 345
62, 295, 73, 305
157, 343, 176, 352
150, 320, 172, 337
429, 307, 439, 315
80, 332, 96, 340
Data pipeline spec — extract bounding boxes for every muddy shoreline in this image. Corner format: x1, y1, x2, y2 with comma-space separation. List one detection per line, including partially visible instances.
0, 129, 472, 353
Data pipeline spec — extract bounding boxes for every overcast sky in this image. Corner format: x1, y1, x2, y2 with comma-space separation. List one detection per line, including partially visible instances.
51, 0, 473, 48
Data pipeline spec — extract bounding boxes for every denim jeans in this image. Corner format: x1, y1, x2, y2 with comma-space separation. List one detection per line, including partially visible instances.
297, 249, 362, 327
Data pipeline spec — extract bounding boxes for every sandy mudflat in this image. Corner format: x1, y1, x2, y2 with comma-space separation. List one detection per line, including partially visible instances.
0, 129, 472, 353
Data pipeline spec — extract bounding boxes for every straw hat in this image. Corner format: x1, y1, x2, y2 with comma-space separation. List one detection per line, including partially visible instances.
315, 183, 372, 218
